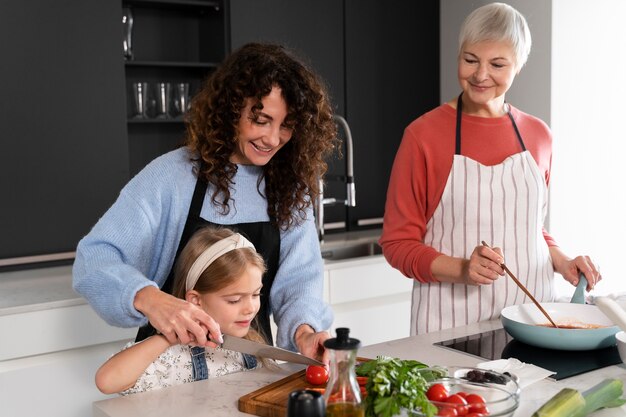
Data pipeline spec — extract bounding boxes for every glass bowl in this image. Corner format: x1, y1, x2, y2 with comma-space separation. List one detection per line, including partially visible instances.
408, 367, 520, 417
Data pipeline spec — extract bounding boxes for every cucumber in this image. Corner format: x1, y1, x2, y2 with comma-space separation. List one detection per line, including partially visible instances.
572, 378, 626, 417
532, 379, 625, 417
532, 388, 585, 417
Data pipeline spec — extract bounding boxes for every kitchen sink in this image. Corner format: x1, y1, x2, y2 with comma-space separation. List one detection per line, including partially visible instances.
320, 241, 383, 261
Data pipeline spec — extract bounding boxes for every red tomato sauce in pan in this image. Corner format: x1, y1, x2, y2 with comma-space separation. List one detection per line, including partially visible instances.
537, 322, 607, 329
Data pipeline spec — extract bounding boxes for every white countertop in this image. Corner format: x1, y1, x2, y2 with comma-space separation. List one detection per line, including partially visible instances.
0, 265, 82, 316
92, 319, 626, 417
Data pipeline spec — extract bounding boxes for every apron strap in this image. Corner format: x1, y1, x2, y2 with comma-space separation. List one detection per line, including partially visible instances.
507, 111, 527, 151
135, 170, 208, 342
455, 92, 527, 154
455, 93, 463, 155
161, 172, 208, 295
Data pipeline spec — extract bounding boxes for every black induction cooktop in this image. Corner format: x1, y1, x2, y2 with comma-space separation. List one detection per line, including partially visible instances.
434, 328, 621, 380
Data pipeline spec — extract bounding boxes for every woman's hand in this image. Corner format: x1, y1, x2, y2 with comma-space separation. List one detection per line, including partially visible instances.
294, 324, 331, 365
133, 286, 221, 347
466, 245, 505, 285
550, 247, 601, 290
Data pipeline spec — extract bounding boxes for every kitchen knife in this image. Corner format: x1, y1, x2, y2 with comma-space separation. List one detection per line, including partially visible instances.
219, 334, 324, 366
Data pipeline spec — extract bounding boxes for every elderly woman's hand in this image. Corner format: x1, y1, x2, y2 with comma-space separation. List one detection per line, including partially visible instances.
549, 247, 601, 290
466, 244, 506, 285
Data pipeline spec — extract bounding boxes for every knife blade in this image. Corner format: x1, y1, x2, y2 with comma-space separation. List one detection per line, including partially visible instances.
219, 334, 324, 366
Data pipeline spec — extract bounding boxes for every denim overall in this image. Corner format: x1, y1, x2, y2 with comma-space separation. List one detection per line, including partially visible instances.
190, 346, 258, 381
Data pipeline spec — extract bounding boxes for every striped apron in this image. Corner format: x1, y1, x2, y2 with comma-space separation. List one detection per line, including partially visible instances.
410, 95, 554, 335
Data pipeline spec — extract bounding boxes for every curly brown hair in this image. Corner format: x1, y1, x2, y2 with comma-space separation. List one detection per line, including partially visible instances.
184, 43, 339, 230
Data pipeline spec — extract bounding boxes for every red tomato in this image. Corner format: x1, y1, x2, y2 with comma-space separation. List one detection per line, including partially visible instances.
427, 383, 449, 402
469, 405, 488, 415
466, 413, 486, 417
455, 391, 468, 399
305, 365, 329, 385
446, 394, 469, 416
437, 406, 458, 417
465, 393, 488, 414
356, 376, 369, 386
465, 394, 486, 405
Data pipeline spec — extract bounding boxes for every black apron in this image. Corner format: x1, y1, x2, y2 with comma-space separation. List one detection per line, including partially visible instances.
135, 173, 281, 345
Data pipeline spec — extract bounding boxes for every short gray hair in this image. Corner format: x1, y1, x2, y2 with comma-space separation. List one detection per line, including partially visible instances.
459, 2, 532, 69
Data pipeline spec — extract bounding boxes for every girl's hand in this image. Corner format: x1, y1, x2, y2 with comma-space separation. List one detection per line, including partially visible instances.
466, 244, 505, 285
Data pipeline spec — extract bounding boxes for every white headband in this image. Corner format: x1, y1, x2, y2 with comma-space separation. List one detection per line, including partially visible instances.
185, 233, 256, 291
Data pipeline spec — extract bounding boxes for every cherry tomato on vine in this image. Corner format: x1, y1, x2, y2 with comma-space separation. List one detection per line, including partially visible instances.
305, 365, 329, 385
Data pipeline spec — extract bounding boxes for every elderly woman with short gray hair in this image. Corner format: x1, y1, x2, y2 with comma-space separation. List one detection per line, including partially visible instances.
380, 2, 600, 335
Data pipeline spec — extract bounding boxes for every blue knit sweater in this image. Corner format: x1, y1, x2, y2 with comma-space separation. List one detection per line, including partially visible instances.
72, 147, 333, 351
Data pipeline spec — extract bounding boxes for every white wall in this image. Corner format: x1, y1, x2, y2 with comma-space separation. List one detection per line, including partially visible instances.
551, 0, 626, 296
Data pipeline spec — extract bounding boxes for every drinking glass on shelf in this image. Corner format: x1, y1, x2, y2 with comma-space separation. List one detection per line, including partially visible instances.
131, 82, 149, 119
173, 83, 191, 118
155, 82, 172, 119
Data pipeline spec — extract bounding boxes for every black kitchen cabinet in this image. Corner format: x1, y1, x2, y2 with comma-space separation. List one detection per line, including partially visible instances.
230, 0, 440, 231
0, 1, 129, 266
344, 0, 440, 229
229, 0, 344, 115
0, 0, 439, 268
229, 0, 349, 228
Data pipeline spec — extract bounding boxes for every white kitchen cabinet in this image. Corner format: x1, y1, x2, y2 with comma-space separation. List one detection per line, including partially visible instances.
0, 340, 129, 417
0, 308, 134, 417
269, 254, 412, 348
324, 255, 413, 347
0, 266, 135, 417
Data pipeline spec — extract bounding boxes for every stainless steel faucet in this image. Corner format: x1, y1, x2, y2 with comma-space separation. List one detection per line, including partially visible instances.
314, 114, 356, 241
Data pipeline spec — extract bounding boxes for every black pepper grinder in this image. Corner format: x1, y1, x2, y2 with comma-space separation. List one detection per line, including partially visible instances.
323, 328, 364, 417
286, 389, 326, 417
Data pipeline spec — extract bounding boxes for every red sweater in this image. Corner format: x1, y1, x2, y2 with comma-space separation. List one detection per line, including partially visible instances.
379, 103, 557, 283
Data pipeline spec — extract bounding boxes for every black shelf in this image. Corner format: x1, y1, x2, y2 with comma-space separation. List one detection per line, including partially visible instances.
125, 60, 219, 69
127, 117, 185, 124
122, 0, 225, 176
123, 0, 220, 11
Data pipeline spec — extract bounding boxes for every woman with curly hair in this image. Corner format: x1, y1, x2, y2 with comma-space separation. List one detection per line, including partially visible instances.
73, 43, 338, 361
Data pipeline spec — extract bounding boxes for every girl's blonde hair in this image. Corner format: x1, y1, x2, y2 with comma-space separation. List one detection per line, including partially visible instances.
172, 227, 271, 359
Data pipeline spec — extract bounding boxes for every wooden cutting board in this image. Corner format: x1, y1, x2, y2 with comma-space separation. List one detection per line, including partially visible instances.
238, 367, 316, 417
238, 358, 370, 417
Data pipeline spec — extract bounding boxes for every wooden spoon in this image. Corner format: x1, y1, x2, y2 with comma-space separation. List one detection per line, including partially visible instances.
481, 241, 559, 328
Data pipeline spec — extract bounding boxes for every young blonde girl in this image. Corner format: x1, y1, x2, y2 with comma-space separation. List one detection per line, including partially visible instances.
95, 227, 268, 395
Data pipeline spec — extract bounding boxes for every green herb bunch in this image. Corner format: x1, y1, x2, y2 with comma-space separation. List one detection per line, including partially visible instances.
356, 356, 447, 417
